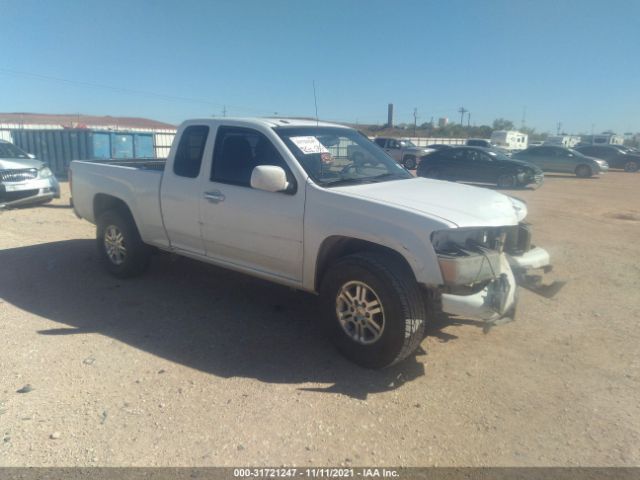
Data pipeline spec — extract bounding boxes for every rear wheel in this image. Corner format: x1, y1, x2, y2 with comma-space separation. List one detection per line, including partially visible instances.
96, 209, 151, 278
320, 252, 427, 369
575, 165, 592, 178
624, 160, 639, 172
403, 155, 417, 170
497, 173, 517, 188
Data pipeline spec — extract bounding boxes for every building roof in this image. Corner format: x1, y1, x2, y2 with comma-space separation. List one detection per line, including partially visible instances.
0, 112, 176, 130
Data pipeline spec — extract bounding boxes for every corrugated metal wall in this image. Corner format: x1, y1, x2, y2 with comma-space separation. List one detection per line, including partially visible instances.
11, 129, 93, 175
154, 132, 175, 158
8, 129, 164, 175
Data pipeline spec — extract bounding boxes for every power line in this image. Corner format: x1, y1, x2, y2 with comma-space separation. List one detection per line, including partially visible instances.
0, 67, 272, 115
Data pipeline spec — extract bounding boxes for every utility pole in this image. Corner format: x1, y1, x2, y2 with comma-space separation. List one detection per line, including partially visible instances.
413, 108, 418, 136
458, 106, 468, 126
222, 105, 227, 117
556, 121, 562, 135
467, 112, 471, 128
521, 106, 527, 129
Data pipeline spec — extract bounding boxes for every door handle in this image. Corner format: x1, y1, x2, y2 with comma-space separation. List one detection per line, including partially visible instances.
204, 190, 225, 203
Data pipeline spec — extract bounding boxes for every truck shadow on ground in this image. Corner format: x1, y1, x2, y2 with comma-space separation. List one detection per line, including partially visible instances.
0, 240, 481, 400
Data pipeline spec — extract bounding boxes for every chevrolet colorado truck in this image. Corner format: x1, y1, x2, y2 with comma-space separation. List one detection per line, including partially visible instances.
70, 118, 554, 368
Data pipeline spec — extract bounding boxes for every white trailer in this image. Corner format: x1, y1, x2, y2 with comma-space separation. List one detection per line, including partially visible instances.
544, 135, 581, 148
490, 130, 528, 151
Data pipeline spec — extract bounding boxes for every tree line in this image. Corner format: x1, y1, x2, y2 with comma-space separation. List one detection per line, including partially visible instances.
358, 118, 547, 141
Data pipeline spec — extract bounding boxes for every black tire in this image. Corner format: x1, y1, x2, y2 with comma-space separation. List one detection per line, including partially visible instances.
96, 209, 151, 278
320, 252, 427, 369
624, 160, 639, 172
403, 155, 417, 170
497, 173, 517, 188
575, 164, 592, 178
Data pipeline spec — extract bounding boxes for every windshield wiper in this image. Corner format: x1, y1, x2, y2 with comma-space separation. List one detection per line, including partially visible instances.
322, 172, 408, 187
322, 177, 373, 187
368, 172, 409, 182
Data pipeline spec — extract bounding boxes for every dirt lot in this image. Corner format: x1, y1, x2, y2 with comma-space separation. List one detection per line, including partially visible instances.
1, 173, 639, 467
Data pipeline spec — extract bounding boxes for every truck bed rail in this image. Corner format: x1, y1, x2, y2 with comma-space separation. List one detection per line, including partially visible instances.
81, 158, 166, 171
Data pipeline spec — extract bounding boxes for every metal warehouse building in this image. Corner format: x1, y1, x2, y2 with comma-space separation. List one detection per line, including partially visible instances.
0, 113, 176, 176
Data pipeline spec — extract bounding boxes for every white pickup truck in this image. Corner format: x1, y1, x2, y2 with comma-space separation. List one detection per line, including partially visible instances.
71, 117, 555, 368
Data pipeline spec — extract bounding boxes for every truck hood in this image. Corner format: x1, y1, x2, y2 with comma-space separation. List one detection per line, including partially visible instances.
0, 158, 44, 170
332, 177, 525, 227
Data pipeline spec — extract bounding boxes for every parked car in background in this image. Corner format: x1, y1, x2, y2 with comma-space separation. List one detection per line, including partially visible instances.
574, 145, 640, 172
426, 144, 454, 150
466, 138, 494, 148
0, 140, 60, 208
371, 137, 434, 169
416, 146, 543, 188
466, 138, 512, 156
512, 146, 608, 178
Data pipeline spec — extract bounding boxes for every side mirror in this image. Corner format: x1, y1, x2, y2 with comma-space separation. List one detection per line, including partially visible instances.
250, 165, 289, 193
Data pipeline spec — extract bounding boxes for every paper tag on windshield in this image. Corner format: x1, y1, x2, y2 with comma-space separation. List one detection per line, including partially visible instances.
290, 136, 329, 154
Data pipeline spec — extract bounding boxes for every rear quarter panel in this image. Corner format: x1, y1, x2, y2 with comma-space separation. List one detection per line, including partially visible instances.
70, 161, 168, 247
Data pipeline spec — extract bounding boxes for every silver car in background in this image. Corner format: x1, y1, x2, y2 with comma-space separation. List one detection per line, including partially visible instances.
0, 140, 60, 208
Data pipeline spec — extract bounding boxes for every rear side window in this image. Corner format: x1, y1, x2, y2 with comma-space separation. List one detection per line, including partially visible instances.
173, 125, 209, 178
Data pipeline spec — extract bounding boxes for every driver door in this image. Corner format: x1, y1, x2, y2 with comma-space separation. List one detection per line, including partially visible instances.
199, 127, 305, 282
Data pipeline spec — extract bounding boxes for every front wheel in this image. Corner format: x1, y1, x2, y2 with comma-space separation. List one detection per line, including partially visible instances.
624, 160, 639, 172
320, 252, 427, 368
497, 173, 517, 188
96, 209, 151, 278
403, 155, 417, 170
575, 165, 592, 178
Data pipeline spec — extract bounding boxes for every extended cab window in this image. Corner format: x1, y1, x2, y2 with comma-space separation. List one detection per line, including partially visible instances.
211, 127, 291, 188
173, 125, 209, 178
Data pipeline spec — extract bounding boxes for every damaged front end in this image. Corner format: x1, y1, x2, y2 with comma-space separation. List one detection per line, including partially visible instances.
430, 224, 562, 327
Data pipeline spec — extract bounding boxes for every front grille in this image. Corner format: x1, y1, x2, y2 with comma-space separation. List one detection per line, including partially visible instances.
0, 168, 38, 182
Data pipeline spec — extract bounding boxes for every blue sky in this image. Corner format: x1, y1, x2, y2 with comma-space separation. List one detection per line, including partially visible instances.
1, 0, 639, 133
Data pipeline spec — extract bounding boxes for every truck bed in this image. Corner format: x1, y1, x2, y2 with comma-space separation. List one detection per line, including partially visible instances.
70, 159, 169, 247
81, 158, 167, 171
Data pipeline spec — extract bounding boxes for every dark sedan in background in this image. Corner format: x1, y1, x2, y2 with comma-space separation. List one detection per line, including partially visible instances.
574, 145, 640, 172
512, 146, 608, 178
416, 146, 543, 188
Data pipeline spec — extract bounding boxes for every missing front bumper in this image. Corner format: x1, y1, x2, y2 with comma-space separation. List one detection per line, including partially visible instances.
438, 246, 561, 325
440, 253, 518, 323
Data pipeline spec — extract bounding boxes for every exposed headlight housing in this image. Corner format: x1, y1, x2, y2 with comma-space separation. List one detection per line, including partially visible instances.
38, 166, 53, 178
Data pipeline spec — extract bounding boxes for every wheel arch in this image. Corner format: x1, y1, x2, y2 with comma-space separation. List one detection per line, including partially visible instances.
94, 194, 140, 233
314, 236, 417, 291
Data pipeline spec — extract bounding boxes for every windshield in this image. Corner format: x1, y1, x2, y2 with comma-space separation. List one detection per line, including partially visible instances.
0, 142, 30, 159
568, 148, 587, 157
399, 140, 416, 147
485, 149, 513, 161
275, 126, 413, 186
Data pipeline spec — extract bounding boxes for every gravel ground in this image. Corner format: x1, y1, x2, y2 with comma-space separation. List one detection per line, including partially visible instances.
0, 173, 639, 467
